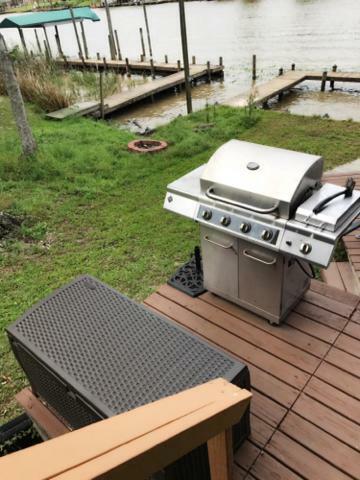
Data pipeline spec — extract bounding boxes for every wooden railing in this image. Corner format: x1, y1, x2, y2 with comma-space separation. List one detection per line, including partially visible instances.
0, 378, 251, 480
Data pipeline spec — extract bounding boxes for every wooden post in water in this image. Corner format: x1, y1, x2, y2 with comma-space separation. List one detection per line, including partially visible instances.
97, 52, 100, 60
219, 56, 223, 67
330, 64, 337, 90
150, 58, 155, 79
125, 57, 130, 77
18, 28, 28, 56
43, 27, 52, 58
34, 29, 42, 54
103, 57, 107, 71
207, 60, 211, 83
139, 27, 146, 58
104, 0, 116, 59
142, 1, 153, 58
114, 30, 122, 60
54, 26, 63, 57
43, 40, 50, 62
252, 54, 256, 80
80, 21, 89, 59
177, 59, 181, 71
178, 0, 192, 113
140, 54, 145, 62
291, 63, 296, 71
99, 70, 104, 120
278, 67, 283, 76
321, 71, 327, 91
165, 54, 168, 63
69, 8, 83, 59
192, 55, 196, 65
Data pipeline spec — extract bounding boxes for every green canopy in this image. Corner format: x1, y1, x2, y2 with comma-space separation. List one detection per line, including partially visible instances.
0, 7, 100, 29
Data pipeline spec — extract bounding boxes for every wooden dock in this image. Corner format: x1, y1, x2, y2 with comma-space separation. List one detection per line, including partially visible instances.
47, 64, 223, 120
145, 280, 360, 479
227, 69, 360, 108
57, 56, 224, 77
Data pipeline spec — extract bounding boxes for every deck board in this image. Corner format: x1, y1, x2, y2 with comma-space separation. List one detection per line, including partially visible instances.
145, 282, 360, 479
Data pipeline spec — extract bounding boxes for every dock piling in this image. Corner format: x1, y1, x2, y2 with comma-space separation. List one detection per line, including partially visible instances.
17, 28, 28, 56
330, 65, 337, 90
291, 63, 296, 71
80, 21, 89, 60
104, 0, 116, 59
103, 57, 107, 71
207, 61, 211, 82
278, 67, 284, 76
96, 52, 100, 61
165, 54, 168, 64
150, 58, 155, 79
34, 29, 42, 54
252, 54, 256, 80
321, 71, 328, 91
99, 70, 104, 120
114, 30, 122, 60
125, 57, 131, 77
192, 55, 196, 65
219, 56, 223, 67
54, 25, 63, 57
177, 60, 181, 71
142, 1, 153, 58
140, 54, 145, 62
69, 8, 82, 59
139, 27, 146, 59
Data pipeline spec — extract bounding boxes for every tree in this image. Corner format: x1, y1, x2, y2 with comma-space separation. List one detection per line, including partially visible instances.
0, 34, 37, 157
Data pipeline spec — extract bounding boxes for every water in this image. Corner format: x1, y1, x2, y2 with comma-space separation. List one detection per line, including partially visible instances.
1, 0, 360, 126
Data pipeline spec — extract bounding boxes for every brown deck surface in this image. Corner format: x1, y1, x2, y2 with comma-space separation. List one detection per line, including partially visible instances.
144, 281, 360, 479
326, 172, 360, 291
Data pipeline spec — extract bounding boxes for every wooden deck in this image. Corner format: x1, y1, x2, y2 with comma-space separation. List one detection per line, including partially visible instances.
144, 281, 360, 479
48, 64, 222, 120
226, 70, 360, 108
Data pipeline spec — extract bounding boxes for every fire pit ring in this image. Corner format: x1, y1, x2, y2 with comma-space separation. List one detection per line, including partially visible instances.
128, 139, 168, 153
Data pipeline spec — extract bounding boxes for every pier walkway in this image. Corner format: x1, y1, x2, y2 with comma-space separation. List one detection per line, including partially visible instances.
227, 70, 360, 108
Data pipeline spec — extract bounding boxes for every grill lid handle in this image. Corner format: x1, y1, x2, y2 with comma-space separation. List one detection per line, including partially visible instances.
206, 187, 280, 214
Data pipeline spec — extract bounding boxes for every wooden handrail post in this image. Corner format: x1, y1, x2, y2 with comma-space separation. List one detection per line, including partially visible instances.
321, 70, 327, 92
330, 64, 337, 90
207, 429, 233, 480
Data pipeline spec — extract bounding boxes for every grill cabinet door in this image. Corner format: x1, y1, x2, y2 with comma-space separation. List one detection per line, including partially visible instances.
238, 240, 283, 318
200, 226, 238, 299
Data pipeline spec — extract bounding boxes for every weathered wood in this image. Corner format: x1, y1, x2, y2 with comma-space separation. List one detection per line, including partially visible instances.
34, 29, 42, 53
330, 64, 337, 89
69, 8, 82, 59
142, 1, 153, 58
99, 71, 104, 120
321, 70, 328, 91
252, 54, 256, 80
104, 0, 116, 59
54, 26, 63, 57
208, 429, 233, 480
3, 379, 251, 480
80, 21, 89, 60
114, 30, 122, 61
17, 28, 28, 56
46, 101, 100, 120
139, 27, 146, 58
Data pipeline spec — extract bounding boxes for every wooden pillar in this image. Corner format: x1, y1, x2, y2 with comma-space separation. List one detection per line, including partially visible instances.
192, 55, 196, 65
219, 56, 223, 67
114, 30, 122, 61
321, 71, 327, 92
43, 27, 52, 58
150, 57, 155, 79
34, 29, 42, 53
139, 27, 146, 58
104, 0, 116, 59
99, 70, 104, 120
80, 21, 89, 59
278, 67, 283, 76
18, 28, 28, 56
54, 26, 63, 57
207, 429, 233, 480
207, 60, 211, 83
142, 1, 153, 58
140, 54, 145, 62
164, 54, 168, 64
291, 63, 295, 71
96, 52, 100, 60
177, 59, 181, 71
103, 57, 107, 71
43, 40, 50, 61
178, 0, 192, 113
330, 64, 337, 90
125, 57, 130, 77
69, 8, 83, 59
252, 54, 256, 80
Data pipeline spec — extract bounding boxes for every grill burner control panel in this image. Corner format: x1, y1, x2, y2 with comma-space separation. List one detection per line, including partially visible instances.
197, 205, 280, 247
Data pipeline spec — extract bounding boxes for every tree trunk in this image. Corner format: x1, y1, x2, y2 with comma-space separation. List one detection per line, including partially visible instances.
0, 34, 37, 157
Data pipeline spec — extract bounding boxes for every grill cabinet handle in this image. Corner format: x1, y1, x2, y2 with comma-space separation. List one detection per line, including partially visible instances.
243, 249, 277, 265
206, 187, 280, 214
204, 235, 237, 254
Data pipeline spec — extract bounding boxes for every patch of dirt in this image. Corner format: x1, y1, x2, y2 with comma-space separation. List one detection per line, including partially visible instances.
0, 212, 23, 240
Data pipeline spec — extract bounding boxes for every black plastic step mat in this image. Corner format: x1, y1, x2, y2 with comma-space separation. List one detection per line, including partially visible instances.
168, 247, 206, 297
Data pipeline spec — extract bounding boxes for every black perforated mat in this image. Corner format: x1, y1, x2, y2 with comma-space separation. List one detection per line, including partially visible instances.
7, 276, 249, 426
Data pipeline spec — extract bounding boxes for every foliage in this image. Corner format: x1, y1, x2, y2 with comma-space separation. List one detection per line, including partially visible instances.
0, 98, 360, 422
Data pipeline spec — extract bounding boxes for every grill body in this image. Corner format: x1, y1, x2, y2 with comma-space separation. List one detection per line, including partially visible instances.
7, 275, 250, 480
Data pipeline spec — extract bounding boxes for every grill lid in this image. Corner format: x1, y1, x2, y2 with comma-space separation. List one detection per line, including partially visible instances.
200, 140, 323, 218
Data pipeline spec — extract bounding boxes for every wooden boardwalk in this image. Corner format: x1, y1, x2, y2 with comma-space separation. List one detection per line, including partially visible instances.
48, 63, 223, 120
227, 70, 360, 108
145, 281, 360, 479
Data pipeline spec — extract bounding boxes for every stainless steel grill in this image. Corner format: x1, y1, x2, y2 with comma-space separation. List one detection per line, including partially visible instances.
164, 140, 360, 324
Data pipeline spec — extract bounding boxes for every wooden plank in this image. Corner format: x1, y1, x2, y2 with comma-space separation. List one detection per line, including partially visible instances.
343, 320, 360, 340
249, 414, 274, 447
234, 440, 260, 472
294, 300, 348, 331
351, 309, 360, 324
280, 412, 360, 479
335, 332, 360, 358
321, 262, 344, 291
303, 289, 354, 319
315, 362, 360, 400
157, 285, 320, 373
201, 291, 330, 358
310, 279, 359, 308
46, 101, 100, 120
145, 293, 309, 390
0, 379, 251, 480
207, 429, 233, 480
325, 346, 360, 375
287, 311, 338, 343
250, 451, 303, 480
266, 430, 352, 480
304, 377, 360, 424
15, 388, 69, 439
292, 394, 360, 449
251, 391, 287, 428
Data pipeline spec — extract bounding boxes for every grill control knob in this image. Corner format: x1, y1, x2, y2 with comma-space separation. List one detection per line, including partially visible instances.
240, 222, 251, 233
202, 209, 212, 221
220, 215, 231, 227
261, 229, 273, 241
300, 243, 312, 255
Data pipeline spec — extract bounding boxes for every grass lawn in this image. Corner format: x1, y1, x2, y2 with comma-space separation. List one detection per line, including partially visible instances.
1, 97, 360, 422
